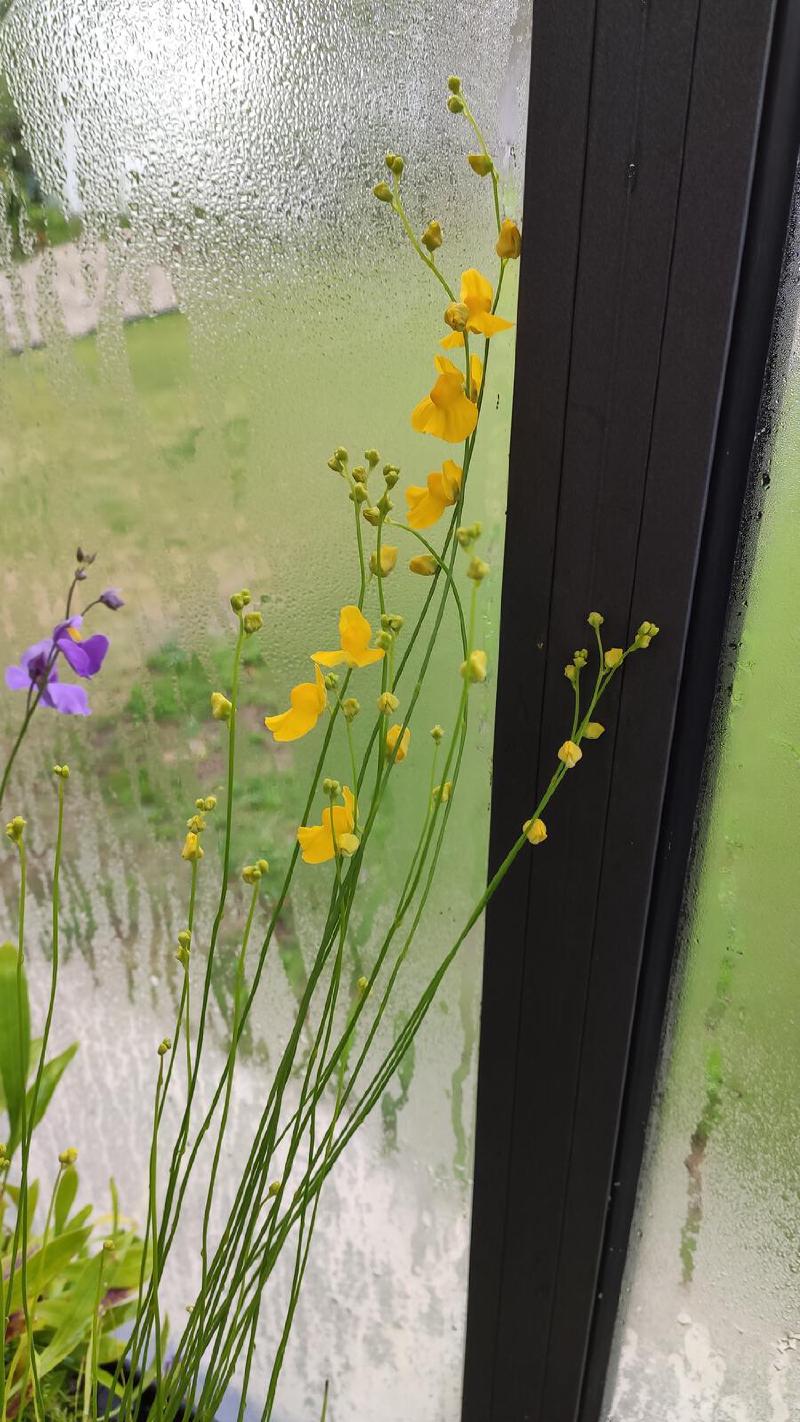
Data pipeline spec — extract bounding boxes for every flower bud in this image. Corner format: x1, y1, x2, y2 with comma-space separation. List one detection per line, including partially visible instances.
268, 1180, 281, 1198
557, 740, 583, 769
421, 220, 443, 252
350, 484, 368, 504
496, 218, 522, 260
604, 648, 624, 669
257, 859, 270, 875
587, 611, 605, 629
468, 153, 494, 177
211, 692, 232, 721
383, 613, 404, 634
5, 816, 25, 844
447, 94, 465, 113
186, 813, 206, 833
377, 491, 393, 515
385, 151, 397, 170
243, 611, 263, 635
386, 724, 411, 762
456, 522, 481, 548
376, 630, 393, 650
564, 664, 576, 683
433, 781, 453, 803
328, 455, 343, 472
53, 763, 70, 779
322, 778, 341, 796
323, 672, 339, 689
377, 691, 399, 714
584, 722, 605, 739
99, 588, 125, 611
58, 1147, 78, 1166
467, 556, 490, 582
240, 589, 252, 606
383, 465, 400, 488
430, 724, 444, 743
523, 817, 547, 845
444, 301, 470, 332
351, 465, 368, 484
363, 505, 381, 527
447, 75, 462, 93
364, 448, 380, 467
370, 545, 397, 577
242, 864, 262, 885
373, 181, 394, 203
342, 697, 361, 721
203, 796, 217, 811
177, 930, 192, 949
181, 832, 204, 862
357, 975, 369, 995
334, 447, 348, 464
230, 593, 244, 613
409, 554, 437, 576
389, 154, 404, 176
461, 650, 488, 683
157, 1038, 172, 1057
574, 648, 588, 668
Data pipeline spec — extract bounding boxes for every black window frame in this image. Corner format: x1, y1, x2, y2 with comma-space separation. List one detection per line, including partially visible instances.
461, 2, 800, 1420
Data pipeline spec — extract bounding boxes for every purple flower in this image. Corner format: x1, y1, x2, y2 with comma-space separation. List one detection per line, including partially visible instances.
5, 641, 90, 716
52, 616, 109, 678
99, 588, 124, 611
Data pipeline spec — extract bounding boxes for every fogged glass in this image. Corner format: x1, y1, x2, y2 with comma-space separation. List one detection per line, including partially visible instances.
603, 252, 800, 1415
0, 2, 531, 1416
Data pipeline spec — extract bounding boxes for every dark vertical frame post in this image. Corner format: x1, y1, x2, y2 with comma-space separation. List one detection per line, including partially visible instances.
462, 2, 800, 1420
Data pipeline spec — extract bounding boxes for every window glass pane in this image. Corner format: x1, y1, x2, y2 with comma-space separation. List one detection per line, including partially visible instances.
603, 225, 800, 1420
0, 3, 531, 1416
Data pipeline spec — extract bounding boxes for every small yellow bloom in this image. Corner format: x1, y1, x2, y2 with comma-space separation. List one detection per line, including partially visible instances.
297, 785, 360, 865
605, 648, 624, 669
496, 219, 522, 260
421, 220, 443, 252
370, 545, 398, 577
440, 269, 514, 348
523, 817, 547, 845
405, 459, 462, 529
312, 606, 386, 670
386, 724, 411, 762
584, 722, 605, 739
409, 554, 438, 576
557, 740, 583, 769
211, 692, 232, 721
265, 665, 327, 743
411, 356, 478, 443
377, 691, 399, 713
181, 832, 204, 862
461, 649, 488, 683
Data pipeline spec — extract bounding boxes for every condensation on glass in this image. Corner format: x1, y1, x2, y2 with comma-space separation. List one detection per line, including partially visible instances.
603, 206, 800, 1422
0, 2, 531, 1417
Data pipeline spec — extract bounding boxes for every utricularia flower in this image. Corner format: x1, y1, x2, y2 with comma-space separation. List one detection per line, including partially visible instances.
265, 665, 327, 742
5, 615, 110, 716
297, 785, 359, 864
312, 606, 385, 669
439, 269, 513, 348
411, 356, 478, 443
405, 460, 462, 529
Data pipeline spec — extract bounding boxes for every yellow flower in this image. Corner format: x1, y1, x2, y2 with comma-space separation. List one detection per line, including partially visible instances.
409, 554, 438, 576
405, 459, 462, 529
181, 832, 204, 862
265, 665, 327, 743
370, 545, 398, 577
297, 785, 360, 864
411, 356, 479, 443
605, 648, 624, 669
461, 649, 488, 683
523, 817, 547, 845
211, 692, 232, 721
386, 724, 411, 762
312, 605, 386, 670
496, 219, 522, 259
440, 269, 514, 348
469, 353, 483, 399
557, 740, 583, 769
584, 722, 605, 739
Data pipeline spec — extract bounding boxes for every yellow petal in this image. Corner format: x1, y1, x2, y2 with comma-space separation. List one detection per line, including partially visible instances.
409, 554, 438, 575
467, 310, 514, 338
348, 646, 385, 668
311, 649, 346, 667
406, 483, 446, 529
386, 724, 411, 762
440, 330, 465, 349
339, 604, 372, 657
440, 460, 463, 500
337, 832, 360, 858
341, 784, 356, 827
460, 267, 493, 315
297, 823, 335, 864
265, 668, 327, 742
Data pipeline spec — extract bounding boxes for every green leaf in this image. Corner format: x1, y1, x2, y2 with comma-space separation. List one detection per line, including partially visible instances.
54, 1164, 79, 1234
0, 940, 30, 1152
5, 1221, 92, 1314
35, 1250, 104, 1379
8, 1042, 79, 1153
